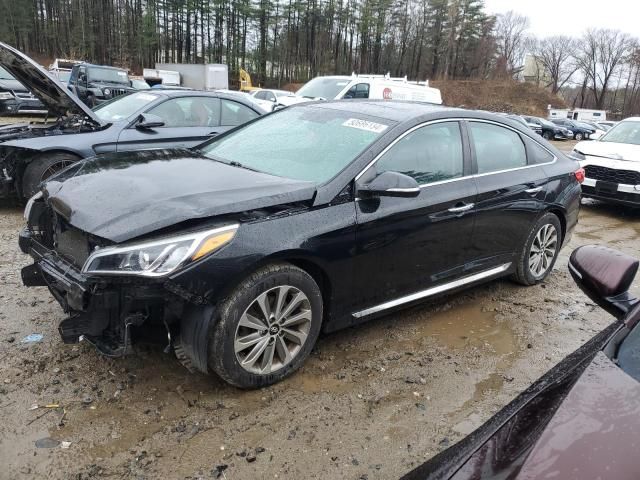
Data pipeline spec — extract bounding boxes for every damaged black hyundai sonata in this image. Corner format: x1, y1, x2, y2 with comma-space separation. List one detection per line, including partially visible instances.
20, 101, 584, 388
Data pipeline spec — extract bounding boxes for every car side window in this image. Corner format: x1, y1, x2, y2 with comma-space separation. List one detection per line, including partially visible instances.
375, 122, 464, 185
148, 97, 221, 127
254, 91, 266, 100
343, 83, 370, 99
527, 140, 555, 165
469, 122, 527, 174
265, 91, 276, 102
220, 99, 259, 126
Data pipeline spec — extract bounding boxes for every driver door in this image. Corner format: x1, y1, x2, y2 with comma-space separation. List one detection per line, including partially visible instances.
116, 96, 222, 151
353, 121, 477, 313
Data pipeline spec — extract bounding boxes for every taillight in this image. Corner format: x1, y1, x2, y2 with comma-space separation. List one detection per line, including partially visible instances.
574, 168, 585, 184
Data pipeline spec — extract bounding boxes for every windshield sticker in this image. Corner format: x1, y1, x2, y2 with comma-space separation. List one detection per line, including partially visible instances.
117, 71, 127, 76
342, 118, 388, 133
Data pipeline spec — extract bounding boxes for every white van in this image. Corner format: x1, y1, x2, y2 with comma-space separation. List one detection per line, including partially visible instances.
280, 73, 442, 106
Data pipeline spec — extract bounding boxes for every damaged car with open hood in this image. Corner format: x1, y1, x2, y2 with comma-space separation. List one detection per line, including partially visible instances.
0, 42, 265, 201
19, 100, 583, 388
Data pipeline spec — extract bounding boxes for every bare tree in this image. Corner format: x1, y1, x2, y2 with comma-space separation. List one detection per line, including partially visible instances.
577, 28, 633, 109
531, 35, 579, 94
494, 10, 529, 77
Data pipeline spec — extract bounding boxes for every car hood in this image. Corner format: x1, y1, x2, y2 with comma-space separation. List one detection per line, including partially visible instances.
576, 140, 640, 162
42, 149, 317, 243
515, 351, 640, 479
0, 42, 101, 124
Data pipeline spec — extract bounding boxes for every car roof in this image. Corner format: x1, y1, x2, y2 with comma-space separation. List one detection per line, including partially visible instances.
621, 117, 640, 122
77, 63, 128, 71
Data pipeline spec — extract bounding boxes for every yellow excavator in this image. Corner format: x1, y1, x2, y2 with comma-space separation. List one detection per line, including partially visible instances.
239, 68, 261, 92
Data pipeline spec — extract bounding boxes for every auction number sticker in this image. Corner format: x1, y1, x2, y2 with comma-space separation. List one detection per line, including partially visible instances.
342, 118, 388, 133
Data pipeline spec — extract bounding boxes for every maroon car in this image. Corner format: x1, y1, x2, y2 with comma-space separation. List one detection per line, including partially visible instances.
404, 244, 640, 480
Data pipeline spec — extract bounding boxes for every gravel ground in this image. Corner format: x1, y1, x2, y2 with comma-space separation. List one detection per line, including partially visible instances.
1, 140, 639, 479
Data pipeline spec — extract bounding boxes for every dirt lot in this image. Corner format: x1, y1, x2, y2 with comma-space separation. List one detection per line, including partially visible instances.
1, 141, 639, 479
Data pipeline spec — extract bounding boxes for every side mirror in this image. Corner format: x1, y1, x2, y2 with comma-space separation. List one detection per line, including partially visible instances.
136, 113, 165, 130
358, 171, 420, 198
569, 245, 639, 319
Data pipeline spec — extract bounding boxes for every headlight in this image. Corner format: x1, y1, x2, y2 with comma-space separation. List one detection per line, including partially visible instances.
0, 91, 15, 100
82, 224, 238, 277
568, 149, 586, 161
103, 88, 111, 96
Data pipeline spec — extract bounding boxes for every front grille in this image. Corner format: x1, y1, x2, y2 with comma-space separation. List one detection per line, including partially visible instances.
53, 217, 91, 268
111, 88, 128, 97
584, 165, 640, 185
14, 92, 36, 100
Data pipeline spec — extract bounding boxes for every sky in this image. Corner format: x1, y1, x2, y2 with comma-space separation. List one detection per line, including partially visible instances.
483, 0, 640, 38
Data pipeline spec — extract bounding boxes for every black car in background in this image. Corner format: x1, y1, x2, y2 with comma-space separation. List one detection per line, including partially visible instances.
550, 118, 595, 140
20, 101, 584, 388
0, 65, 45, 115
67, 63, 135, 107
522, 115, 570, 141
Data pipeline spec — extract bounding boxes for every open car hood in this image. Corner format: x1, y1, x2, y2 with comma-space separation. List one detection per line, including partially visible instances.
42, 149, 317, 243
0, 42, 102, 124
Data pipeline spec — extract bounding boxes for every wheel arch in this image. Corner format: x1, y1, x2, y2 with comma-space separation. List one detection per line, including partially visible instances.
16, 149, 83, 199
545, 206, 567, 243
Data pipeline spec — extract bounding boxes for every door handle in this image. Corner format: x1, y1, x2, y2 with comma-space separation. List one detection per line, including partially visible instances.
448, 202, 474, 213
525, 186, 543, 194
208, 131, 219, 136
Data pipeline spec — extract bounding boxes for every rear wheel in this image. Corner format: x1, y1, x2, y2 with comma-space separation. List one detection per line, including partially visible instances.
542, 131, 552, 140
21, 152, 79, 200
208, 263, 323, 388
512, 213, 562, 286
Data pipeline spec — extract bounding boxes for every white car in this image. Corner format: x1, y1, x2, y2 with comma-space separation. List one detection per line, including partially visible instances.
572, 117, 640, 206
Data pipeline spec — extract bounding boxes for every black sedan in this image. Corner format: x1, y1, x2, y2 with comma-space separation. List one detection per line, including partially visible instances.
550, 118, 595, 141
0, 42, 266, 201
522, 115, 570, 141
20, 101, 584, 388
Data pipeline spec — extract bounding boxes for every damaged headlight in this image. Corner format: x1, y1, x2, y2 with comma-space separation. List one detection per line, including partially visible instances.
82, 224, 238, 277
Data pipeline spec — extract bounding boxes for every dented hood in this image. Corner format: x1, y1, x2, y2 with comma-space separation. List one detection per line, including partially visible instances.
576, 139, 640, 162
0, 42, 102, 124
43, 149, 316, 243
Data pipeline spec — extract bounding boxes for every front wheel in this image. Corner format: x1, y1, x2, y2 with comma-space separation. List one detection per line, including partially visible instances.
512, 213, 562, 286
542, 131, 552, 140
208, 263, 323, 388
574, 132, 583, 141
21, 152, 79, 200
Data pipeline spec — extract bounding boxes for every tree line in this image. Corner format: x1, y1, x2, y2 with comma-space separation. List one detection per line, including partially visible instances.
0, 0, 638, 115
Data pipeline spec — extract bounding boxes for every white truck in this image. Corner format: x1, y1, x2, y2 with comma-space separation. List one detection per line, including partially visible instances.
143, 68, 181, 87
279, 73, 442, 106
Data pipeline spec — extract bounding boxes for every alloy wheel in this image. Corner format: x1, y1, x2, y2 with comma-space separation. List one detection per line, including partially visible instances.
234, 285, 312, 375
41, 160, 74, 182
529, 224, 558, 277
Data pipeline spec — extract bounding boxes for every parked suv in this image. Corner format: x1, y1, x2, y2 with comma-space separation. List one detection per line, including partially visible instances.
68, 63, 134, 107
0, 66, 45, 114
550, 118, 595, 141
522, 115, 571, 141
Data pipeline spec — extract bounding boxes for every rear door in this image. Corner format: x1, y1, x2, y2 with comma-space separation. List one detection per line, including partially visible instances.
353, 121, 477, 312
467, 120, 552, 271
116, 96, 221, 151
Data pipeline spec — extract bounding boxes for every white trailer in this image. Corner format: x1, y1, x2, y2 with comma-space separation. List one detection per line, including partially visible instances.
143, 68, 181, 86
155, 63, 228, 90
547, 107, 607, 122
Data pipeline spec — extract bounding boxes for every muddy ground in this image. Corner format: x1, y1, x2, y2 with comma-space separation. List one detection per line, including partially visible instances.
1, 141, 639, 479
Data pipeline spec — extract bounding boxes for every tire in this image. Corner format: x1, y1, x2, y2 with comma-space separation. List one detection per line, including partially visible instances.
542, 131, 552, 140
574, 132, 583, 141
208, 263, 323, 388
21, 152, 79, 200
512, 212, 562, 286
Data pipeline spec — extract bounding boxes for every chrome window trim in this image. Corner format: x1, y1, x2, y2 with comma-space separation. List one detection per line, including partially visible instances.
352, 262, 512, 318
354, 118, 557, 189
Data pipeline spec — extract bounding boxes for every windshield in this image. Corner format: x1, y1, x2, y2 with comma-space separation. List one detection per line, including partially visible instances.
88, 67, 129, 84
200, 106, 390, 184
296, 77, 351, 100
57, 71, 71, 83
538, 118, 555, 128
0, 66, 13, 80
600, 121, 640, 146
93, 91, 159, 122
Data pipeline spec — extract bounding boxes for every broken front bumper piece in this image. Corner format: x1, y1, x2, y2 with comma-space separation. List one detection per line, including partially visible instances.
21, 229, 167, 357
